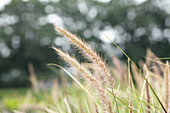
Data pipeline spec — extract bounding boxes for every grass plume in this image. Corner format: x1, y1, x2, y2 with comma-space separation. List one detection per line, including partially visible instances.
54, 25, 114, 87
52, 46, 109, 113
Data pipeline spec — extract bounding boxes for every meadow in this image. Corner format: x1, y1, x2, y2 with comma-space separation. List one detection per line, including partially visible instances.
0, 26, 169, 113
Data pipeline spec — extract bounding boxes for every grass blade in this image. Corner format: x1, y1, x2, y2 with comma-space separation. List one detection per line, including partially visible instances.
47, 63, 100, 109
106, 88, 137, 112
105, 35, 167, 113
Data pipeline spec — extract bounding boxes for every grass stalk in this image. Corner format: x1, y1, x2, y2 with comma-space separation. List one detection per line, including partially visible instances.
144, 65, 151, 113
105, 35, 167, 113
128, 59, 132, 113
164, 61, 169, 111
51, 47, 109, 113
54, 25, 114, 87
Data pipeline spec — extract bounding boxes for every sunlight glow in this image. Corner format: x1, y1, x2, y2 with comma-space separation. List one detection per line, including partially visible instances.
133, 0, 147, 5
0, 0, 11, 10
94, 0, 111, 3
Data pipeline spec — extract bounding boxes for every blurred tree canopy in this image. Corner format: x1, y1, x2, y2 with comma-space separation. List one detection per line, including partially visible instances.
0, 0, 170, 87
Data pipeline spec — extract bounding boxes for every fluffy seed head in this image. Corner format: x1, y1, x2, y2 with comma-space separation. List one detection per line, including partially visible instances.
52, 46, 109, 112
54, 25, 114, 87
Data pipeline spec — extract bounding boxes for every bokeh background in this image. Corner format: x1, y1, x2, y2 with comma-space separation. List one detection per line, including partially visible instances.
0, 0, 170, 88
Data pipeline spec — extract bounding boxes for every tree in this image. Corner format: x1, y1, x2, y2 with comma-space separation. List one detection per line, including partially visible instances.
0, 0, 169, 87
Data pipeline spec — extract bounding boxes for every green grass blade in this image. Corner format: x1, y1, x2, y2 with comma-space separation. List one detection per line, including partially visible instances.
112, 88, 119, 113
47, 63, 100, 110
48, 64, 90, 96
128, 59, 131, 113
105, 35, 167, 113
155, 57, 170, 60
106, 89, 137, 112
120, 95, 163, 112
144, 57, 170, 67
56, 105, 63, 113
